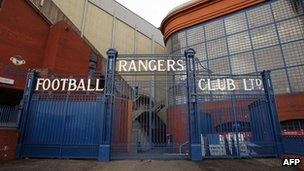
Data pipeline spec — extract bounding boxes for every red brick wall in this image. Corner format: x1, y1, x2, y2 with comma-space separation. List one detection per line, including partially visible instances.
112, 98, 133, 152
0, 0, 102, 90
0, 0, 49, 90
276, 93, 304, 122
167, 94, 304, 144
42, 21, 91, 75
167, 105, 188, 145
0, 129, 19, 161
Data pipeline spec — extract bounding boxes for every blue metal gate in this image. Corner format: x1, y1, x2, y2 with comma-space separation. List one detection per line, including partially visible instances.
15, 48, 287, 161
197, 73, 282, 158
19, 94, 103, 158
109, 52, 193, 160
16, 72, 105, 159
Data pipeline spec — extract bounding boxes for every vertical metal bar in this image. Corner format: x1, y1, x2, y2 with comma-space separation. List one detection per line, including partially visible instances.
149, 81, 153, 150
59, 95, 69, 158
185, 49, 202, 161
231, 94, 240, 157
16, 70, 37, 158
261, 70, 283, 157
99, 49, 118, 161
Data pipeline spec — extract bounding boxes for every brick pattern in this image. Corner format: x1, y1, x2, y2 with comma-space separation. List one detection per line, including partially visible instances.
0, 129, 19, 161
0, 0, 103, 90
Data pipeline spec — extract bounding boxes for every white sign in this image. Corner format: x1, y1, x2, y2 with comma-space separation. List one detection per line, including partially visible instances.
0, 77, 15, 85
198, 78, 263, 91
35, 78, 104, 91
118, 59, 185, 72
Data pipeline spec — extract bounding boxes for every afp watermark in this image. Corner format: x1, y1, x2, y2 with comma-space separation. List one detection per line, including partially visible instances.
282, 158, 301, 166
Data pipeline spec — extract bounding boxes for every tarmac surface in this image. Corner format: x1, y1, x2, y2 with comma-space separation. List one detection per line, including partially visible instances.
0, 158, 301, 171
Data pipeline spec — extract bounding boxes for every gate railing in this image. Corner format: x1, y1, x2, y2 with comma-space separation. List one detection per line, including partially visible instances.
0, 104, 19, 128
15, 48, 296, 161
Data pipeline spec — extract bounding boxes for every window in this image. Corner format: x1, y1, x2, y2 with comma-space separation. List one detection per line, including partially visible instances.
224, 12, 247, 34
277, 18, 304, 43
287, 66, 304, 92
227, 32, 251, 54
191, 43, 207, 61
187, 25, 205, 46
290, 0, 303, 14
208, 57, 230, 74
171, 32, 186, 52
207, 38, 227, 59
88, 52, 98, 78
272, 0, 302, 21
230, 52, 255, 74
281, 119, 304, 131
270, 69, 290, 94
251, 24, 279, 49
247, 4, 273, 28
205, 19, 225, 41
282, 40, 304, 67
255, 46, 284, 71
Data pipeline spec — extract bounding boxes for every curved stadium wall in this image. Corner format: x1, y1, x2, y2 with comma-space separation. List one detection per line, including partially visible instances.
163, 0, 304, 133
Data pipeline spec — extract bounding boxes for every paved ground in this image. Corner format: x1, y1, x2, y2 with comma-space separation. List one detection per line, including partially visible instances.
0, 158, 301, 171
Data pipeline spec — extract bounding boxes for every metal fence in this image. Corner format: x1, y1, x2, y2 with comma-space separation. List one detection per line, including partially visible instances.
14, 48, 303, 161
196, 74, 280, 158
16, 72, 107, 159
0, 104, 19, 128
282, 135, 304, 155
110, 52, 190, 160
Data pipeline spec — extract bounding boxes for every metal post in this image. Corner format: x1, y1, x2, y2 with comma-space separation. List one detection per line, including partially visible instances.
185, 49, 202, 161
149, 81, 153, 150
99, 49, 118, 161
15, 70, 37, 158
261, 70, 283, 157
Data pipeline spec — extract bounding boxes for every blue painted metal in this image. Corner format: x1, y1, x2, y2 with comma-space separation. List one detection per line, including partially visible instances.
16, 70, 105, 159
99, 48, 118, 161
20, 95, 103, 158
261, 70, 283, 156
16, 70, 37, 158
282, 136, 304, 155
185, 48, 202, 161
248, 99, 277, 156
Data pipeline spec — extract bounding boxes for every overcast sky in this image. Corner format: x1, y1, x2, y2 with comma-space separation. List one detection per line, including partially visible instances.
115, 0, 190, 27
